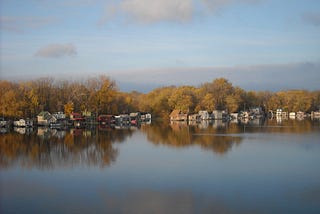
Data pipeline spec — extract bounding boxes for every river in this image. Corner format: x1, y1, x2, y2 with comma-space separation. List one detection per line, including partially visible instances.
1, 118, 320, 213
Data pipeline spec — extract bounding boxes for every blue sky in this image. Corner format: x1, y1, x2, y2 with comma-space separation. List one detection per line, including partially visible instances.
1, 0, 320, 92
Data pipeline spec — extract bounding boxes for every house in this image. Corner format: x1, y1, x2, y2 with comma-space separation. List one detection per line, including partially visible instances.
145, 113, 152, 123
98, 115, 116, 125
169, 110, 188, 121
37, 111, 57, 126
311, 111, 320, 119
52, 112, 66, 120
70, 112, 86, 127
115, 114, 130, 125
0, 117, 10, 127
289, 112, 296, 119
13, 119, 26, 127
276, 109, 282, 117
70, 112, 84, 121
250, 107, 264, 118
140, 112, 152, 122
276, 109, 287, 118
13, 119, 33, 127
198, 110, 211, 120
239, 111, 249, 119
230, 113, 239, 121
188, 114, 200, 122
130, 112, 141, 125
212, 110, 227, 120
82, 110, 96, 124
296, 111, 306, 119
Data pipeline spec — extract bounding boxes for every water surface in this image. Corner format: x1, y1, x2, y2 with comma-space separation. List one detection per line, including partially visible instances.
1, 119, 320, 213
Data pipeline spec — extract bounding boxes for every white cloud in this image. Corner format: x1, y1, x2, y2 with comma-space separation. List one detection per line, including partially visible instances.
120, 0, 193, 23
35, 43, 77, 58
102, 0, 262, 24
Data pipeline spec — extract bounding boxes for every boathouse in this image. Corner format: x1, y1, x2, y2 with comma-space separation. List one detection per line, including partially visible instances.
170, 110, 188, 121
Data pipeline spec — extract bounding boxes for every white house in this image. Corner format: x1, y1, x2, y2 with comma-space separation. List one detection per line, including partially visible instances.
37, 111, 57, 126
198, 110, 210, 120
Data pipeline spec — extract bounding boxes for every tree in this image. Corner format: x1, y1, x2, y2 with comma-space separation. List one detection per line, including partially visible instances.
86, 75, 118, 114
199, 78, 234, 110
64, 101, 74, 117
168, 86, 197, 113
196, 93, 215, 112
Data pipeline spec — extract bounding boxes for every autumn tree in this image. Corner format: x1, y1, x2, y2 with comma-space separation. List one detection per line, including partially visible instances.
64, 101, 74, 117
86, 75, 118, 115
199, 78, 234, 110
141, 86, 174, 118
168, 86, 197, 113
0, 81, 22, 118
195, 93, 215, 112
0, 77, 318, 119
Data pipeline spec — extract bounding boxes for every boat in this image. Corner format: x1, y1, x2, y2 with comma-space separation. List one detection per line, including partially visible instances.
0, 117, 10, 127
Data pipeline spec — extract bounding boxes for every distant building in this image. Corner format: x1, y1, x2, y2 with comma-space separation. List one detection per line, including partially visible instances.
311, 111, 320, 119
130, 112, 141, 125
13, 119, 33, 127
188, 114, 200, 122
289, 112, 296, 119
250, 107, 263, 115
70, 112, 83, 120
212, 110, 223, 120
169, 110, 188, 121
98, 115, 116, 125
37, 111, 57, 126
198, 111, 211, 120
52, 112, 66, 120
141, 112, 152, 122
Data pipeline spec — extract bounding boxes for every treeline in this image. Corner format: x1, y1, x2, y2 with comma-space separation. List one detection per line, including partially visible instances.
1, 76, 320, 119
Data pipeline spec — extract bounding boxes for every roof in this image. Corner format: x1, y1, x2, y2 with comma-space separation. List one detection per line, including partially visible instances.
170, 110, 182, 117
130, 112, 140, 117
38, 111, 50, 117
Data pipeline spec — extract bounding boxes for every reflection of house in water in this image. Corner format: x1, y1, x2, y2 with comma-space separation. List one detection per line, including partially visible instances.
55, 130, 66, 139
37, 127, 66, 138
248, 118, 265, 126
37, 127, 49, 136
212, 120, 227, 128
198, 120, 210, 129
170, 120, 188, 128
82, 129, 93, 137
70, 128, 84, 136
0, 127, 9, 134
188, 120, 199, 126
14, 127, 33, 135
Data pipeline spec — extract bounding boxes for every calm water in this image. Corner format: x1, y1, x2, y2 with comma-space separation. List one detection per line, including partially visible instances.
1, 119, 320, 214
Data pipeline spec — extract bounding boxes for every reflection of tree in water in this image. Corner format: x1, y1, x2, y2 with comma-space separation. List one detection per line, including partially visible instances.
240, 118, 318, 134
141, 122, 243, 155
0, 128, 134, 169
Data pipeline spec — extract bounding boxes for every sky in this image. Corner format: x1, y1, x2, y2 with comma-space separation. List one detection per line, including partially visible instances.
1, 0, 320, 92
